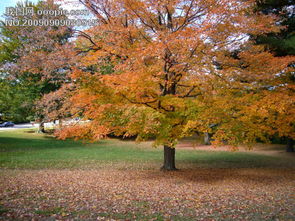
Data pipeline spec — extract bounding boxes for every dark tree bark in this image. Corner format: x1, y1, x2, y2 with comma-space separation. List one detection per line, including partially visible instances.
161, 145, 177, 171
286, 138, 294, 152
58, 119, 63, 128
204, 132, 211, 145
38, 121, 46, 133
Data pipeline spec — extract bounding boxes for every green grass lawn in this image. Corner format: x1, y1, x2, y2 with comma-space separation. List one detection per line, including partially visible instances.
0, 129, 294, 170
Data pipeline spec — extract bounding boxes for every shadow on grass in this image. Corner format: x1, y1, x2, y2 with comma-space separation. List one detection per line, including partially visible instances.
176, 150, 295, 169
24, 130, 35, 133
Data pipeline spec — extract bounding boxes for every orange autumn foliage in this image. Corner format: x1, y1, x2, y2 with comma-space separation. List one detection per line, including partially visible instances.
58, 0, 294, 149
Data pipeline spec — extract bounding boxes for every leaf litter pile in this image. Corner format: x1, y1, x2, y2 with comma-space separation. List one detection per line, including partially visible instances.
0, 168, 294, 220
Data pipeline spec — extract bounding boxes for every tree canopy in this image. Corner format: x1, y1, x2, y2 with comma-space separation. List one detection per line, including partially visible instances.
0, 0, 74, 123
254, 0, 295, 56
52, 0, 295, 170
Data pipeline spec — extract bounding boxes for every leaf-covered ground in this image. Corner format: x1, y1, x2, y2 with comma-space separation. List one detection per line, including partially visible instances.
1, 168, 294, 220
0, 130, 294, 220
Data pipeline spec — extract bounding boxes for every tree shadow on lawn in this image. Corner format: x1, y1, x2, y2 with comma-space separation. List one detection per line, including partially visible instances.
177, 150, 295, 169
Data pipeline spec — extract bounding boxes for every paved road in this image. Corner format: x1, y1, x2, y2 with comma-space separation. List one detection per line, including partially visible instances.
0, 123, 38, 131
0, 121, 77, 131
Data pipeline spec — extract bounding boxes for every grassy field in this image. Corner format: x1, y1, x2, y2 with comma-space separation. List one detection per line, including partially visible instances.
0, 129, 294, 220
0, 129, 294, 170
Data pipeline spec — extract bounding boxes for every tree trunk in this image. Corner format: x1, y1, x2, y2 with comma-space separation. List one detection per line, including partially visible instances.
38, 121, 46, 133
58, 119, 63, 128
161, 145, 177, 171
204, 133, 211, 145
286, 138, 294, 152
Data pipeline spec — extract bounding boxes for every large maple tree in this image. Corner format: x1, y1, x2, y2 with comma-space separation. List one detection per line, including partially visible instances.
59, 0, 294, 170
